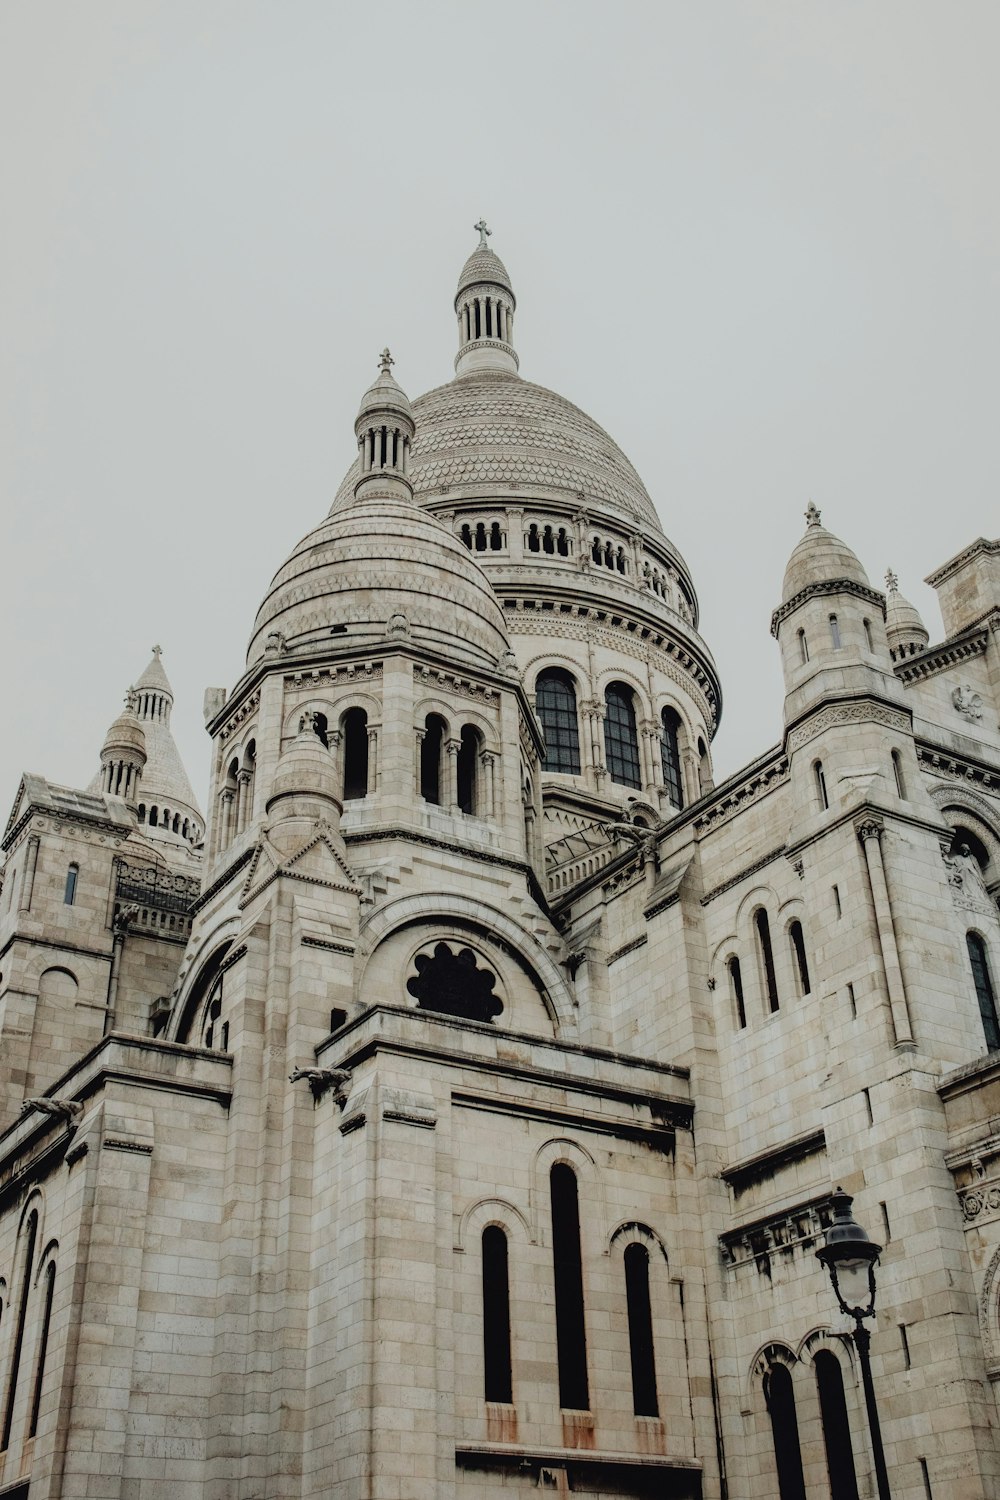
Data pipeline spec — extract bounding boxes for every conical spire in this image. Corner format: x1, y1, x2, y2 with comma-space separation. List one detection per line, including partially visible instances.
454, 221, 518, 377
353, 350, 416, 504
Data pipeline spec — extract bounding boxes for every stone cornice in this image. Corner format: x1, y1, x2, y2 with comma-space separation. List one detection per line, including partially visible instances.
917, 741, 1000, 796
770, 577, 887, 637
893, 624, 990, 685
720, 1192, 834, 1274
784, 693, 912, 755
720, 1129, 826, 1195
925, 536, 999, 588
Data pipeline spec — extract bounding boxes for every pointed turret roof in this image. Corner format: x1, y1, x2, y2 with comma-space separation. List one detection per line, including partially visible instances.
135, 644, 173, 697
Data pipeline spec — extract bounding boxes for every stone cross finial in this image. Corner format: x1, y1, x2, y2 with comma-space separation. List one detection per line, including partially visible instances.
804, 501, 822, 529
378, 348, 394, 374
125, 686, 138, 714
474, 217, 491, 250
884, 568, 899, 592
152, 644, 162, 657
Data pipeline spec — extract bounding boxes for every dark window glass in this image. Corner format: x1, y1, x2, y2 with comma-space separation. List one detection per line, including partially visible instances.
790, 922, 811, 995
28, 1262, 56, 1439
660, 709, 684, 808
2, 1211, 38, 1450
63, 865, 78, 906
765, 1363, 806, 1500
968, 933, 1000, 1052
756, 910, 780, 1013
421, 715, 446, 804
728, 957, 747, 1029
343, 708, 369, 800
550, 1165, 589, 1410
604, 684, 641, 789
537, 671, 581, 775
624, 1244, 658, 1416
457, 726, 479, 815
482, 1227, 513, 1403
814, 1351, 859, 1500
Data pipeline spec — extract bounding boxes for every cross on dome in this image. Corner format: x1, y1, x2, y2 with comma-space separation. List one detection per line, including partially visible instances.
805, 501, 822, 529
152, 644, 162, 657
474, 218, 491, 249
885, 568, 899, 592
378, 348, 394, 374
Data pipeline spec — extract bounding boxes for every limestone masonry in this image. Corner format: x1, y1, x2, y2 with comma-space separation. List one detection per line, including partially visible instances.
1, 230, 999, 1499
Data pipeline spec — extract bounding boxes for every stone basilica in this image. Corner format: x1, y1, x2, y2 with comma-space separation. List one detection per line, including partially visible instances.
0, 229, 999, 1500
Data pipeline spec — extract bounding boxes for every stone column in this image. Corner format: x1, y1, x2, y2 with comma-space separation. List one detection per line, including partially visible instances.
856, 817, 915, 1048
574, 509, 590, 568
446, 739, 461, 813
507, 506, 523, 562
19, 834, 39, 911
219, 790, 235, 849
367, 727, 379, 794
236, 769, 252, 833
482, 752, 496, 818
414, 729, 425, 797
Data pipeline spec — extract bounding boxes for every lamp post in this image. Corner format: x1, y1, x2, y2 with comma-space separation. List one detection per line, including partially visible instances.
816, 1187, 891, 1500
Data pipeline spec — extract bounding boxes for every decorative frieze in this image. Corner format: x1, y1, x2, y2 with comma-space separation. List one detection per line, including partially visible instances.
692, 755, 788, 836
786, 699, 911, 754
413, 663, 499, 706
218, 690, 262, 744
918, 743, 1000, 794
894, 627, 988, 685
720, 1195, 834, 1275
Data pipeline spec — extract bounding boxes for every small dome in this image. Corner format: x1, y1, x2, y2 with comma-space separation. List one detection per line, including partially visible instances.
101, 700, 146, 762
781, 504, 871, 604
268, 719, 341, 808
248, 495, 510, 673
356, 351, 415, 428
884, 569, 929, 655
456, 246, 514, 301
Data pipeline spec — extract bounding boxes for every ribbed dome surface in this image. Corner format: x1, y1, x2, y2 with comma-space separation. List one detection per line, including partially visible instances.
331, 371, 662, 532
356, 368, 414, 426
249, 495, 510, 671
102, 709, 146, 759
886, 584, 929, 652
457, 247, 514, 298
782, 522, 870, 603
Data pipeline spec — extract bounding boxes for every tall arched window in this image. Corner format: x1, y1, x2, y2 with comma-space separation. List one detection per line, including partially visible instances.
2, 1209, 38, 1450
28, 1260, 56, 1439
891, 750, 906, 798
63, 864, 78, 906
342, 708, 369, 800
624, 1243, 658, 1417
536, 670, 581, 775
789, 921, 811, 996
814, 1351, 859, 1499
660, 708, 684, 809
482, 1226, 512, 1403
814, 760, 829, 810
756, 909, 780, 1013
550, 1164, 589, 1410
457, 725, 481, 815
967, 933, 1000, 1052
829, 614, 842, 649
764, 1362, 806, 1500
728, 956, 747, 1029
420, 715, 446, 805
797, 628, 809, 664
604, 684, 641, 789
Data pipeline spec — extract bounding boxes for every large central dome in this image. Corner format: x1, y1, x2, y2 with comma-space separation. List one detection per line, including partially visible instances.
331, 370, 662, 531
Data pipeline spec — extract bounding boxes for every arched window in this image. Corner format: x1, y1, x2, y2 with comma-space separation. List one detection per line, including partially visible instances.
797, 628, 809, 664
28, 1260, 56, 1439
149, 805, 159, 828
63, 864, 78, 906
863, 619, 874, 654
342, 708, 369, 800
536, 670, 581, 776
542, 525, 555, 554
420, 715, 446, 805
475, 522, 488, 551
137, 803, 146, 823
528, 524, 540, 553
728, 956, 747, 1029
789, 921, 811, 995
2, 1209, 38, 1450
967, 933, 1000, 1052
550, 1164, 589, 1410
756, 910, 780, 1013
604, 684, 641, 790
765, 1362, 806, 1500
556, 528, 570, 557
829, 614, 842, 649
460, 523, 472, 549
624, 1244, 658, 1417
457, 726, 481, 815
660, 708, 684, 809
489, 521, 503, 551
482, 1226, 512, 1403
814, 760, 829, 811
891, 750, 905, 798
814, 1351, 859, 1499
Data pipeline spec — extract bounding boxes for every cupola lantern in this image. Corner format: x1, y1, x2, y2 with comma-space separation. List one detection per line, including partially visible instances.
454, 220, 518, 377
353, 349, 417, 504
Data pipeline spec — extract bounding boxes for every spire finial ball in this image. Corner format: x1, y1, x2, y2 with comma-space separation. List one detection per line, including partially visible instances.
805, 501, 822, 529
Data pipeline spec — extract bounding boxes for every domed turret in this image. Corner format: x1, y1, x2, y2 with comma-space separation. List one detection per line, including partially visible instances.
99, 689, 147, 803
884, 568, 929, 660
780, 502, 871, 604
265, 711, 344, 854
454, 220, 518, 377
354, 349, 416, 505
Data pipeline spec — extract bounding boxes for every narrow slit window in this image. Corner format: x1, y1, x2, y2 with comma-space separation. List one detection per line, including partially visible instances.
967, 932, 1000, 1052
420, 715, 446, 805
863, 619, 874, 653
28, 1261, 56, 1439
728, 956, 747, 1029
815, 761, 829, 810
624, 1243, 658, 1416
457, 725, 480, 815
756, 909, 780, 1013
660, 708, 684, 809
789, 921, 811, 995
891, 750, 906, 797
2, 1210, 38, 1450
765, 1363, 807, 1500
798, 628, 809, 663
550, 1164, 589, 1410
482, 1226, 513, 1403
63, 864, 78, 906
829, 614, 842, 649
814, 1351, 859, 1500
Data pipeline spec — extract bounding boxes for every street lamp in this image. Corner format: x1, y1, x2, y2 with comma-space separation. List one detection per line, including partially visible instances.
816, 1187, 891, 1500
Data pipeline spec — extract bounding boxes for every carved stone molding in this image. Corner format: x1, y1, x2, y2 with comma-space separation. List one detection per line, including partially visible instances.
721, 1195, 835, 1276
770, 578, 887, 636
693, 756, 789, 836
786, 699, 911, 754
218, 691, 262, 745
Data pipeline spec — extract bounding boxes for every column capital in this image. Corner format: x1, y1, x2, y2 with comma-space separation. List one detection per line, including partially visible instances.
855, 815, 884, 845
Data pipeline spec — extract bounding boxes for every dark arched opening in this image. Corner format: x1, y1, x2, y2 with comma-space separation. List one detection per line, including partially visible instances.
660, 708, 684, 809
764, 1363, 806, 1500
421, 715, 446, 805
814, 1351, 859, 1499
550, 1164, 589, 1410
624, 1243, 658, 1417
457, 726, 480, 815
342, 707, 369, 800
482, 1226, 513, 1403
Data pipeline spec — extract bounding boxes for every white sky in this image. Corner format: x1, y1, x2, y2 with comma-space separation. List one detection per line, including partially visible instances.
1, 2, 997, 814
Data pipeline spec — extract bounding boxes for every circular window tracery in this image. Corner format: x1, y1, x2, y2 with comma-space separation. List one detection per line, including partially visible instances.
406, 941, 503, 1023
